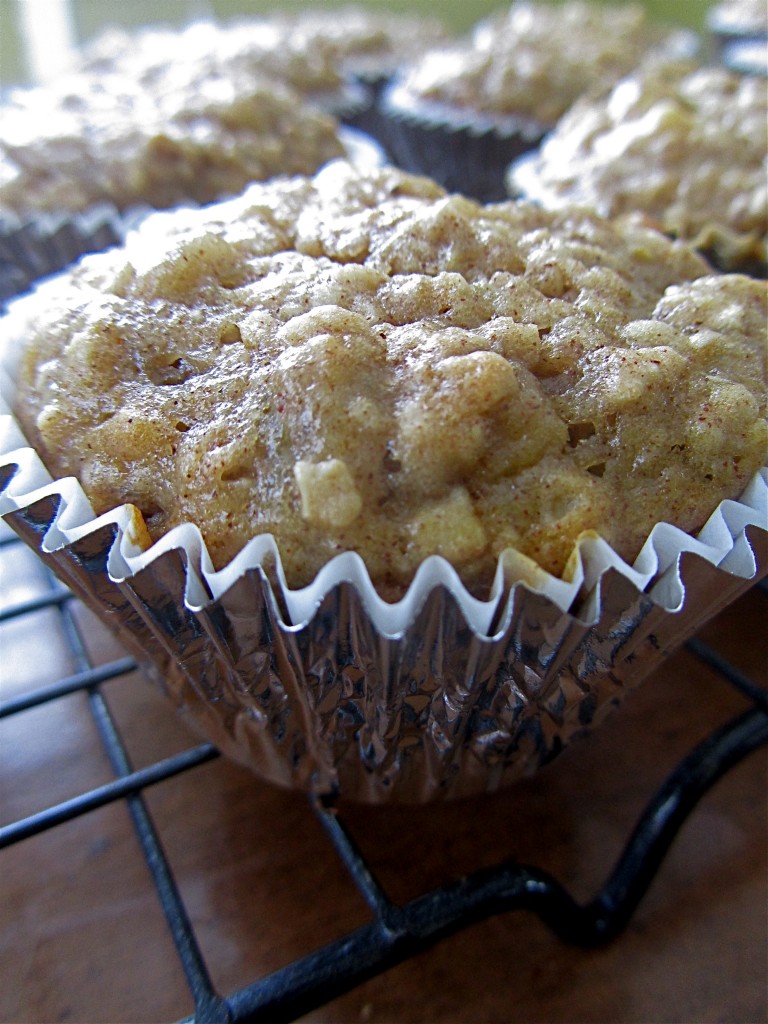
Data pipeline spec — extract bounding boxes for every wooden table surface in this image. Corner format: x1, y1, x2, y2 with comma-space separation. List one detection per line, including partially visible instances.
1, 520, 766, 1024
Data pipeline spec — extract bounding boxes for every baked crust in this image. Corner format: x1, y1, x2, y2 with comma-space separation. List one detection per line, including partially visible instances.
0, 23, 348, 218
507, 62, 767, 272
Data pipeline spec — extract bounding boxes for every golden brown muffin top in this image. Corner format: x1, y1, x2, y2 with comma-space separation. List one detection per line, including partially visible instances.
13, 161, 767, 597
0, 22, 349, 219
391, 1, 694, 124
508, 62, 767, 272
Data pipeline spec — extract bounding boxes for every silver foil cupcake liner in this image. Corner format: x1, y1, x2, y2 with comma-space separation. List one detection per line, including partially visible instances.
2, 362, 766, 803
376, 81, 548, 203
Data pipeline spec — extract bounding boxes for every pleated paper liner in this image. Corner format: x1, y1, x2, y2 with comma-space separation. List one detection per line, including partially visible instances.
1, 381, 765, 803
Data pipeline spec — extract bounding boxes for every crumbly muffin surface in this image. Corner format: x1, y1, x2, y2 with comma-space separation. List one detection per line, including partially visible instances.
73, 19, 349, 99
13, 162, 767, 596
508, 63, 767, 270
392, 0, 692, 124
264, 7, 451, 79
0, 27, 346, 218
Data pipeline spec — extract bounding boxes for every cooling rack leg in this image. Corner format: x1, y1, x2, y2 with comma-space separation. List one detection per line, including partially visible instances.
575, 705, 768, 945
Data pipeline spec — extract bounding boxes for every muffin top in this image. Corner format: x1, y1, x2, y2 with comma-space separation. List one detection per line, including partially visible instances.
0, 66, 345, 218
12, 161, 767, 598
507, 62, 768, 272
73, 18, 350, 100
388, 1, 694, 125
263, 7, 452, 81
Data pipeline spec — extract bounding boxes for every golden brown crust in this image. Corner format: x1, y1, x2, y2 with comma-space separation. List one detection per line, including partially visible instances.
508, 62, 767, 272
393, 1, 694, 124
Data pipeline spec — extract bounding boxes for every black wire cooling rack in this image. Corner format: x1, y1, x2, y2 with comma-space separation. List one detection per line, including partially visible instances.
1, 524, 767, 1024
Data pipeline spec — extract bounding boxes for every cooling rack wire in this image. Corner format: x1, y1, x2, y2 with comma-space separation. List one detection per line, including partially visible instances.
1, 518, 766, 1024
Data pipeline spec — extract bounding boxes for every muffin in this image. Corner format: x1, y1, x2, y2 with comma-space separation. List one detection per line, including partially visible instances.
72, 17, 366, 121
508, 62, 768, 274
2, 161, 766, 802
0, 16, 375, 305
378, 0, 697, 201
264, 6, 452, 96
258, 6, 453, 141
0, 69, 346, 221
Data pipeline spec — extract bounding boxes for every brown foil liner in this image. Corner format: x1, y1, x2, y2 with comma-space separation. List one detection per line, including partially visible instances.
0, 204, 135, 309
2, 395, 766, 803
376, 82, 548, 203
340, 71, 397, 151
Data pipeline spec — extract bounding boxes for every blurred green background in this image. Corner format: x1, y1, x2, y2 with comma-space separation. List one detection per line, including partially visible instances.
1, 0, 711, 87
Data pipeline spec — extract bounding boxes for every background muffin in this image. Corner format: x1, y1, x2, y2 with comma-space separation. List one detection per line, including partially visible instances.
255, 6, 453, 137
707, 0, 768, 53
0, 17, 365, 304
508, 61, 767, 274
71, 16, 368, 119
378, 0, 697, 200
263, 6, 452, 93
0, 74, 345, 220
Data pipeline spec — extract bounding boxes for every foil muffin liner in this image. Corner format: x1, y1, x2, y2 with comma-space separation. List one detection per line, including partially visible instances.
340, 72, 399, 156
0, 204, 135, 310
376, 81, 548, 203
1, 351, 766, 803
